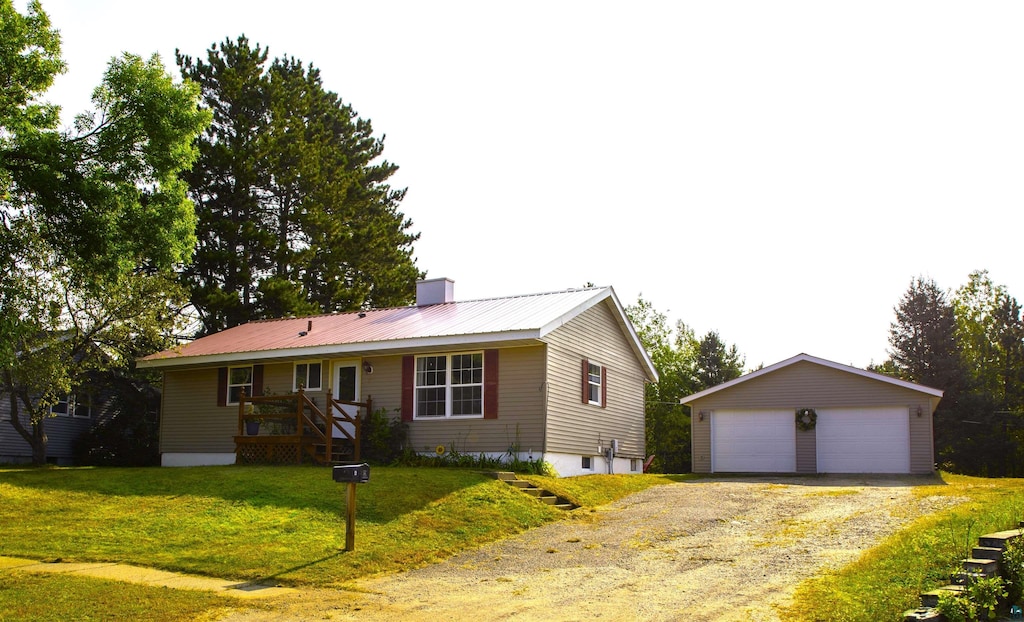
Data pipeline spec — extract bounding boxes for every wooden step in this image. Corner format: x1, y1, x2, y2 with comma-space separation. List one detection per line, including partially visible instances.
489, 471, 518, 481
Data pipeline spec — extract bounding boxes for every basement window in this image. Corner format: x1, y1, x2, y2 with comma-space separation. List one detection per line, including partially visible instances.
582, 456, 592, 470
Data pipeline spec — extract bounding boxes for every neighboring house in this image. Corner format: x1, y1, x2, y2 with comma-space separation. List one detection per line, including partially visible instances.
0, 390, 99, 465
137, 279, 658, 477
681, 353, 943, 475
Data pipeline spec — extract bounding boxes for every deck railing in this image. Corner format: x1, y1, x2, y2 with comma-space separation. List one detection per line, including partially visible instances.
235, 389, 371, 465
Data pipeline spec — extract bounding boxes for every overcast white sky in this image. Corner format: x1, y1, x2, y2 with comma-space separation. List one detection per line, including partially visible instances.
35, 0, 1024, 370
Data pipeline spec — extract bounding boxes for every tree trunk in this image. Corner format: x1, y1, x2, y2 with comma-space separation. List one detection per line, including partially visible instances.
5, 389, 48, 465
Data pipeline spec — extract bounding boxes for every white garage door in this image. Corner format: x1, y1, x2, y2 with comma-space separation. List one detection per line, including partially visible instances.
712, 410, 795, 472
816, 407, 910, 473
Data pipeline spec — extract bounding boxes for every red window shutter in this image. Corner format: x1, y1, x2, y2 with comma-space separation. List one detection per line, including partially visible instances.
484, 349, 499, 419
601, 366, 608, 408
252, 365, 264, 397
581, 359, 589, 404
217, 367, 227, 407
401, 355, 414, 421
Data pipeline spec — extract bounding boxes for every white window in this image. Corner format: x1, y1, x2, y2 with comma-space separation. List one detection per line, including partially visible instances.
582, 456, 592, 470
227, 366, 253, 405
415, 352, 483, 418
631, 458, 640, 472
293, 361, 322, 391
587, 361, 602, 405
73, 394, 93, 418
51, 394, 73, 417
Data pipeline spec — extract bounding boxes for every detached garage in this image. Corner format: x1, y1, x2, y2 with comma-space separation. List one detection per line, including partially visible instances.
683, 354, 943, 475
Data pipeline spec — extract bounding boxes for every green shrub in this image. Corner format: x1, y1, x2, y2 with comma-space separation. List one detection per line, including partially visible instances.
360, 408, 407, 464
937, 575, 1006, 622
1003, 536, 1024, 605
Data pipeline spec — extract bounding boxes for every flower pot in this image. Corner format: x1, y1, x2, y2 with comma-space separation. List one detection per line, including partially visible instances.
245, 421, 260, 436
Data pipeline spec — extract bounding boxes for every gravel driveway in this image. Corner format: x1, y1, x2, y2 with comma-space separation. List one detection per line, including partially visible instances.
223, 476, 957, 622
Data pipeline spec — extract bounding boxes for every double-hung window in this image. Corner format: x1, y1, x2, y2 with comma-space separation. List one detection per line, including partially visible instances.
582, 358, 607, 408
415, 352, 483, 418
227, 366, 253, 405
293, 361, 322, 391
587, 362, 602, 405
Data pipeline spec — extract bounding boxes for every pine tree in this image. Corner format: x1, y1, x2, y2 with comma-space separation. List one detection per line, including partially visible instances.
178, 37, 421, 335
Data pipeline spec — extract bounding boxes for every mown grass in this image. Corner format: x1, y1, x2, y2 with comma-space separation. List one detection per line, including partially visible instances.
781, 472, 1024, 621
0, 467, 684, 582
0, 465, 566, 586
0, 465, 683, 621
0, 572, 235, 622
520, 472, 694, 509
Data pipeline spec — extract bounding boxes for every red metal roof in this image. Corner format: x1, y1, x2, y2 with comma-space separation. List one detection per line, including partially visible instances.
140, 287, 653, 373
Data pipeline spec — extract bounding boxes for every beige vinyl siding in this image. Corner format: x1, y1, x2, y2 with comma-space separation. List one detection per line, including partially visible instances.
358, 347, 547, 454
160, 368, 236, 453
543, 300, 646, 458
795, 428, 816, 473
691, 413, 711, 473
690, 361, 936, 474
359, 355, 401, 415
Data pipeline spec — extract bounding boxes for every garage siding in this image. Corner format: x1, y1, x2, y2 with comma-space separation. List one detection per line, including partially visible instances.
690, 360, 936, 474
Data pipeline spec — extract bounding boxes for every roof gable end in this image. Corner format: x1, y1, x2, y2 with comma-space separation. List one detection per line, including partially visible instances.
680, 353, 943, 404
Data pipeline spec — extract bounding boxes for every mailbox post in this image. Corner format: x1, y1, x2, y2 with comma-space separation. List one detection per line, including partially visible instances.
332, 463, 370, 551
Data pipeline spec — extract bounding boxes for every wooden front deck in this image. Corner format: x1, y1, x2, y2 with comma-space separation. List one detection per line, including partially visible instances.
233, 390, 370, 465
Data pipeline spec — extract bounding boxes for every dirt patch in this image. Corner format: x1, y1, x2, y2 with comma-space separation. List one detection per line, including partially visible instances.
216, 476, 959, 622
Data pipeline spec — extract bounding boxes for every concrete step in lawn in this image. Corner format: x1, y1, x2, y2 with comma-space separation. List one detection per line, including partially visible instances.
905, 525, 1023, 621
488, 471, 577, 511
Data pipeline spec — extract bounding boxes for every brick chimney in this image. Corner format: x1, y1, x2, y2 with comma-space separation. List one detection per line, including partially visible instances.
416, 278, 455, 306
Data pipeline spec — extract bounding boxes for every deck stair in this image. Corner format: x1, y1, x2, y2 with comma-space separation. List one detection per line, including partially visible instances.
904, 523, 1023, 620
489, 471, 577, 511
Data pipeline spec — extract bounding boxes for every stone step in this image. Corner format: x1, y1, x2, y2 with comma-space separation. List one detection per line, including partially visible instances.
489, 471, 518, 481
962, 558, 999, 577
903, 607, 943, 621
921, 585, 964, 608
554, 503, 574, 510
971, 546, 1003, 562
978, 529, 1022, 550
539, 496, 558, 505
507, 480, 533, 489
522, 488, 543, 497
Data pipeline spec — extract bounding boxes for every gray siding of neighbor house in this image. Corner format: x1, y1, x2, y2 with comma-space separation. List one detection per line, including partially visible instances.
690, 361, 936, 474
0, 399, 93, 464
361, 347, 547, 455
542, 300, 647, 459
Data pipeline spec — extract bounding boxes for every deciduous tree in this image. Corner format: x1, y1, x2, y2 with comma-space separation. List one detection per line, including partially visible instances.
1, 0, 209, 463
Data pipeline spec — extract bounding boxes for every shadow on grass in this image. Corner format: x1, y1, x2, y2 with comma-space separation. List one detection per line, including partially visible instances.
257, 550, 346, 585
0, 465, 488, 521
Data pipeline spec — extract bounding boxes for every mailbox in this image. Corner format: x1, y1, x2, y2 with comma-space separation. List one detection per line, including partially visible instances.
333, 463, 370, 484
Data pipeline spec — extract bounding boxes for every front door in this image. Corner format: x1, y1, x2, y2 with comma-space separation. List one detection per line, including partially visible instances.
332, 360, 360, 439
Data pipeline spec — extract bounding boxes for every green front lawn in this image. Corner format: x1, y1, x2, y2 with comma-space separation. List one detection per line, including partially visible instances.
0, 465, 680, 587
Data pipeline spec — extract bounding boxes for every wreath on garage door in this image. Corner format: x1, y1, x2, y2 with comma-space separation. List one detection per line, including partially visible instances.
795, 408, 817, 431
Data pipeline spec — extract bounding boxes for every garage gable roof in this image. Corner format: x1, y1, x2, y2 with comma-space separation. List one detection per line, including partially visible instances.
679, 353, 943, 404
